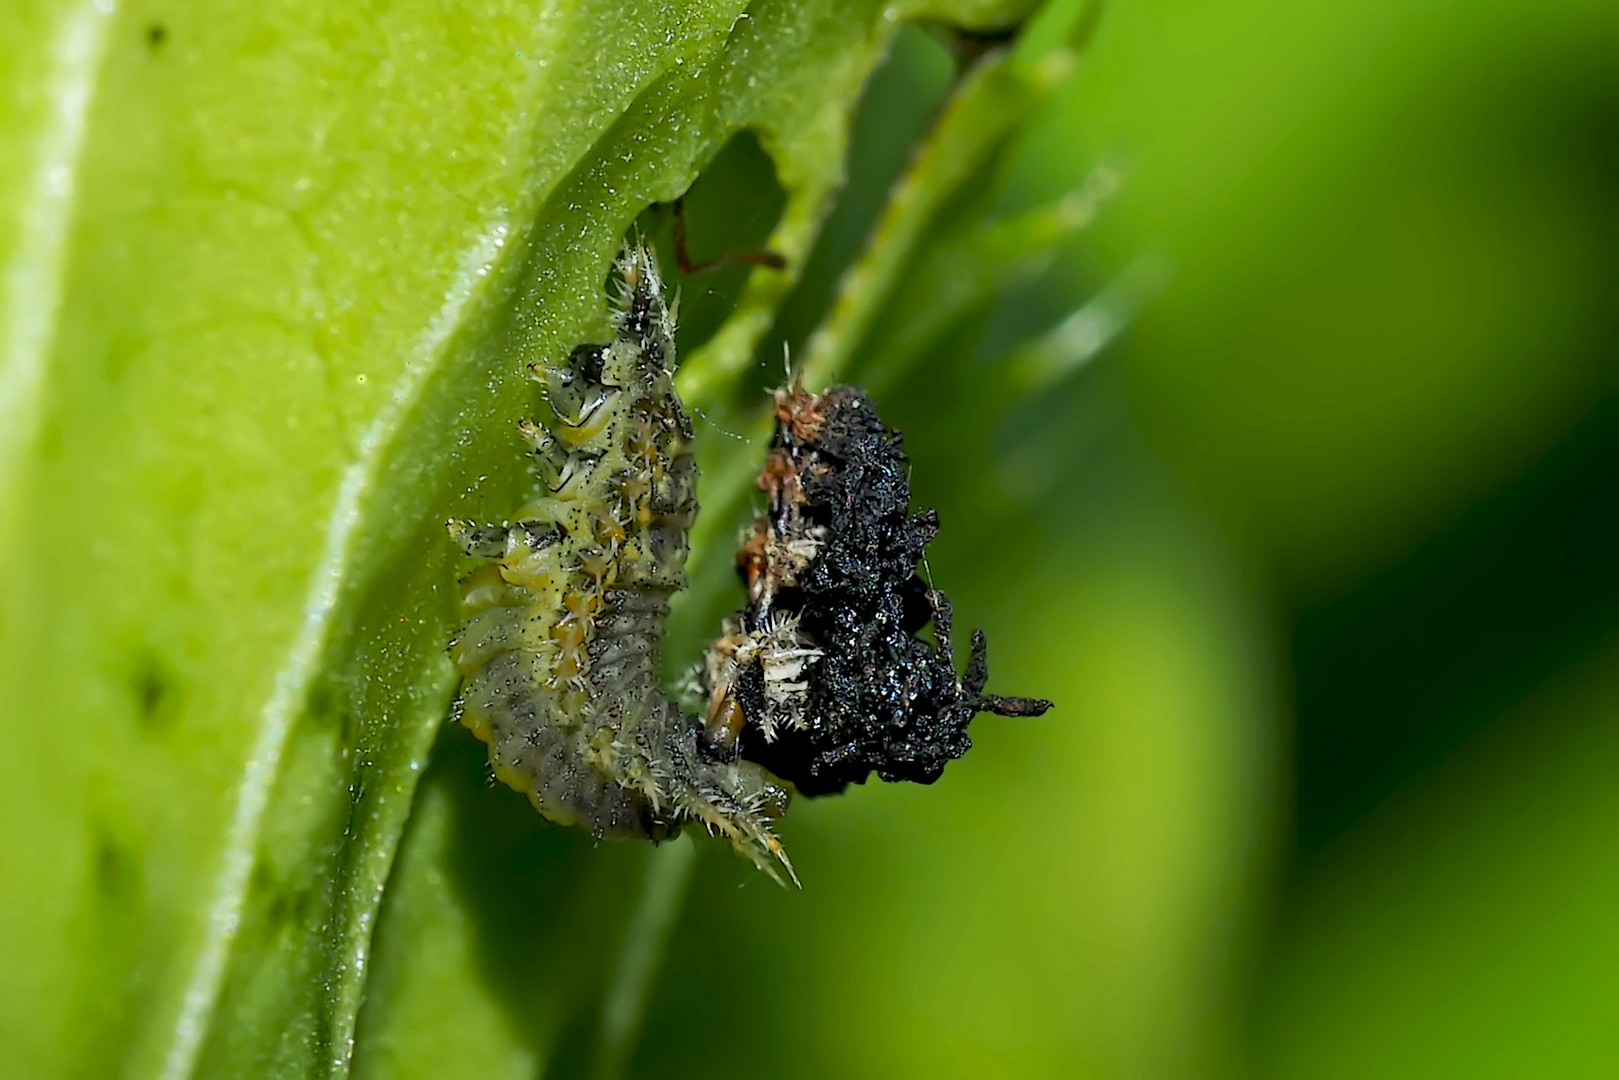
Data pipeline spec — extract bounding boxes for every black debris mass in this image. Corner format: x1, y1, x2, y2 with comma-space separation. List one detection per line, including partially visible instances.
727, 384, 1051, 796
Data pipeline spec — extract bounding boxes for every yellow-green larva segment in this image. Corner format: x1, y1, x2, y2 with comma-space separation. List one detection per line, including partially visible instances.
448, 243, 796, 885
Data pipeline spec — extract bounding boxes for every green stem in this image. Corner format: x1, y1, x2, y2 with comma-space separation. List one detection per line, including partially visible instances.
695, 3, 1096, 552
595, 834, 699, 1080
798, 0, 1093, 391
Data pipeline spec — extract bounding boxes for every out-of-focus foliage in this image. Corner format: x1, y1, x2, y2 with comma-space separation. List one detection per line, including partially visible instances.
1, 0, 1613, 1077
639, 0, 1617, 1073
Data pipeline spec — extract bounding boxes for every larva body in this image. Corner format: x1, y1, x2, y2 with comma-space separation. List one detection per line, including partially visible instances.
449, 243, 793, 883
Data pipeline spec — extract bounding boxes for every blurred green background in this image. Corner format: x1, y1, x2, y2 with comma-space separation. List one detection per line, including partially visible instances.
2, 0, 1614, 1076
624, 0, 1618, 1075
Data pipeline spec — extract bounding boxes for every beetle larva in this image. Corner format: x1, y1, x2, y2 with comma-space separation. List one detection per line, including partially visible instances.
702, 381, 1053, 797
448, 241, 795, 884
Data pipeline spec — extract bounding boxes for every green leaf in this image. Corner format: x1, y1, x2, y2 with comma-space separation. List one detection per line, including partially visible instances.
0, 2, 1089, 1077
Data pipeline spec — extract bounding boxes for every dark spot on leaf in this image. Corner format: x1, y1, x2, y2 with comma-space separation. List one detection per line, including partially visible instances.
304, 673, 358, 752
146, 24, 167, 50
257, 862, 318, 930
94, 832, 133, 897
132, 651, 177, 734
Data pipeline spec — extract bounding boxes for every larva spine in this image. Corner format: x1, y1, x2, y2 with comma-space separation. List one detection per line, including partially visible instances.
448, 242, 795, 884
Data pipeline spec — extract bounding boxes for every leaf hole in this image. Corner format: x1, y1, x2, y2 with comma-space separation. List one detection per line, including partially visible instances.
754, 23, 957, 380
632, 129, 787, 357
